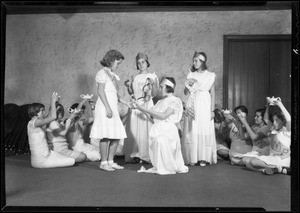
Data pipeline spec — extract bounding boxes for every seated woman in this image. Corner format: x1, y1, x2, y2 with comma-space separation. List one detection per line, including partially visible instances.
232, 108, 271, 162
242, 97, 291, 175
213, 107, 231, 160
67, 97, 101, 162
132, 77, 189, 175
223, 106, 253, 166
27, 92, 75, 168
46, 102, 87, 163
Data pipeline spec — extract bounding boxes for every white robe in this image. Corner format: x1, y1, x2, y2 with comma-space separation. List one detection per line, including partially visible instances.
138, 95, 189, 175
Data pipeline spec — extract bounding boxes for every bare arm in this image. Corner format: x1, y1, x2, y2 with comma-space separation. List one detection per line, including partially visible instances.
34, 92, 58, 128
184, 78, 197, 95
274, 100, 291, 131
97, 83, 112, 118
77, 99, 87, 111
55, 112, 78, 136
239, 116, 268, 141
136, 104, 174, 120
263, 103, 273, 129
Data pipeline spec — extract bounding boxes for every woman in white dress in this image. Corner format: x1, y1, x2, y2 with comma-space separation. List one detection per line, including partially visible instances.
182, 51, 217, 166
123, 52, 159, 164
133, 77, 189, 175
90, 50, 129, 171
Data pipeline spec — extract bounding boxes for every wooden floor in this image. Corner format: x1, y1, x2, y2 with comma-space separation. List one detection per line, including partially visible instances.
3, 154, 292, 211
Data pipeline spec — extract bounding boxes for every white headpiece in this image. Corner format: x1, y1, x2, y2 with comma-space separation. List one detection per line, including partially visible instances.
197, 54, 206, 62
163, 79, 175, 88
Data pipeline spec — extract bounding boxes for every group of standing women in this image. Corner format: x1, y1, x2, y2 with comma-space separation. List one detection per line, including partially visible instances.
89, 49, 217, 174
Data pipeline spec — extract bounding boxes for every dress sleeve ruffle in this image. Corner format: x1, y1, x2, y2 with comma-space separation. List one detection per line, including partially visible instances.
167, 97, 183, 123
95, 69, 108, 84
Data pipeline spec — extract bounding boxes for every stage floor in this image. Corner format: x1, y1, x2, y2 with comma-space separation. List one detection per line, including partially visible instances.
3, 154, 291, 211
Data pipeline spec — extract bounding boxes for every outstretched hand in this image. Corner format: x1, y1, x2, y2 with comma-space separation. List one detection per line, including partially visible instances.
52, 92, 59, 103
187, 78, 197, 86
237, 113, 247, 123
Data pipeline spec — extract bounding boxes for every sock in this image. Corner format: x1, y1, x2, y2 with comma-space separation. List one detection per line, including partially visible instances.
108, 160, 114, 165
101, 161, 108, 165
276, 165, 283, 173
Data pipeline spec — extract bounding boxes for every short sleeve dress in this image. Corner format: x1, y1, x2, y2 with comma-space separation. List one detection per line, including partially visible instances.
90, 67, 127, 140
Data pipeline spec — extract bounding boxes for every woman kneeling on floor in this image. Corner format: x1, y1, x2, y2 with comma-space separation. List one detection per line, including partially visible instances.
133, 77, 189, 175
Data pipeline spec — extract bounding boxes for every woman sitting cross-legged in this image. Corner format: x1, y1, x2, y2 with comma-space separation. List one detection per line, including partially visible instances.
241, 97, 291, 175
132, 77, 189, 175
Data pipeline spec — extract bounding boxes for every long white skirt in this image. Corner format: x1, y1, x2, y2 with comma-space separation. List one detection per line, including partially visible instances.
123, 99, 153, 162
139, 121, 188, 175
182, 91, 217, 165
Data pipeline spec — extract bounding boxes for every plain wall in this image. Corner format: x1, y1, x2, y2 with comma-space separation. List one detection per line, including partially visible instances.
5, 10, 291, 117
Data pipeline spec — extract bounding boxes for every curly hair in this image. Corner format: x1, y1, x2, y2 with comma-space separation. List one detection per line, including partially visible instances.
100, 49, 125, 68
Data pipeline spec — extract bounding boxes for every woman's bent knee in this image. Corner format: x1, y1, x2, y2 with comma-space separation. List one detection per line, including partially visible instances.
76, 153, 87, 162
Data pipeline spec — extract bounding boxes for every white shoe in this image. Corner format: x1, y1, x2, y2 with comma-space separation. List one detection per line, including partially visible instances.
108, 162, 124, 170
200, 161, 206, 167
99, 163, 115, 171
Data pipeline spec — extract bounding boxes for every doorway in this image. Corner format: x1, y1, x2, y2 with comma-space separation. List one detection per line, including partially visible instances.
223, 35, 291, 124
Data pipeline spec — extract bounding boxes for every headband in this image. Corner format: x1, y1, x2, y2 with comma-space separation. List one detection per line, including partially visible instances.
197, 54, 206, 62
163, 79, 175, 88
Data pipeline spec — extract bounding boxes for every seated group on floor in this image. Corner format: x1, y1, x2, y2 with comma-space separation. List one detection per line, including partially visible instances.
213, 98, 291, 176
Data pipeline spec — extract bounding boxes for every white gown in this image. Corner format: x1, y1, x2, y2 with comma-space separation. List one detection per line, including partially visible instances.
124, 73, 158, 162
138, 95, 189, 175
182, 70, 217, 165
90, 67, 127, 140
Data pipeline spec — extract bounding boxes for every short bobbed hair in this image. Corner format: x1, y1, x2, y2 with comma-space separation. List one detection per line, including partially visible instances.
28, 103, 45, 118
255, 108, 266, 118
234, 105, 248, 115
100, 49, 125, 68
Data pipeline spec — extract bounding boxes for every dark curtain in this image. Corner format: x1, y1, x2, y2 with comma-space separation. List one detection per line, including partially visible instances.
4, 103, 31, 155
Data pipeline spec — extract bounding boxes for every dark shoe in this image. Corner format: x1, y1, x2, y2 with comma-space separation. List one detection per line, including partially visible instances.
264, 167, 290, 175
141, 160, 150, 164
264, 167, 278, 175
132, 157, 140, 164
